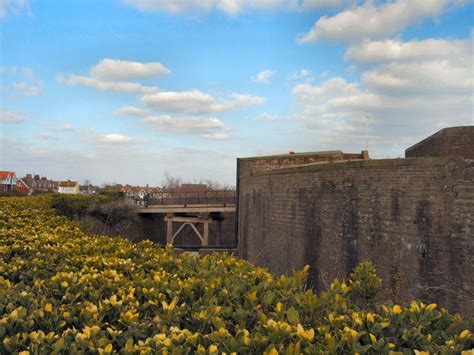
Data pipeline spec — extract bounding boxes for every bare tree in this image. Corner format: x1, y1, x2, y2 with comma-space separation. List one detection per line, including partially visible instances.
162, 172, 182, 190
202, 179, 235, 191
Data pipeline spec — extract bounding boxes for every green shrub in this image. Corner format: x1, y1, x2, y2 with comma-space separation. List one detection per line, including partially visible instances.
88, 200, 137, 234
0, 196, 472, 354
51, 194, 113, 220
347, 261, 383, 309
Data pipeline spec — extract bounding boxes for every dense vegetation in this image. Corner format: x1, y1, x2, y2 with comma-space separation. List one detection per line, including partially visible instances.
0, 196, 472, 354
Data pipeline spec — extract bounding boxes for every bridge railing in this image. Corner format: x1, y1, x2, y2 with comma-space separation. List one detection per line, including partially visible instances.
132, 190, 236, 207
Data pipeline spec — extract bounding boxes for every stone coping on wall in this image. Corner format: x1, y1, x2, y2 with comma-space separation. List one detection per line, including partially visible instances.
240, 156, 449, 178
237, 150, 345, 161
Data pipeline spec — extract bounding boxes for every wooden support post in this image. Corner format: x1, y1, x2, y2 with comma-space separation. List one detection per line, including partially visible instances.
203, 221, 209, 246
166, 214, 173, 245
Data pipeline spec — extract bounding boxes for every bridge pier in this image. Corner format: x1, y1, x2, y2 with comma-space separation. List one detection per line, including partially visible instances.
133, 196, 236, 248
165, 214, 212, 246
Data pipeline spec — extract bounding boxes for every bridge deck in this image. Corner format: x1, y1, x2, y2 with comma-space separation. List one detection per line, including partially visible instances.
135, 204, 236, 214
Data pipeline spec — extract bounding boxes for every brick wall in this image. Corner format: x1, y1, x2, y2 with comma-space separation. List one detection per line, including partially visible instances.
405, 126, 474, 159
238, 157, 474, 315
238, 150, 368, 175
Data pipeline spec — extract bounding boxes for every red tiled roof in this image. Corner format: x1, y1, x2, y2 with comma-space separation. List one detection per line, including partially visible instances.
0, 171, 15, 180
59, 180, 78, 187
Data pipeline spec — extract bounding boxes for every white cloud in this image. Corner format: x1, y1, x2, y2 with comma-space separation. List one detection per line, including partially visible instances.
298, 0, 467, 44
57, 58, 168, 94
0, 0, 31, 18
257, 112, 280, 121
100, 134, 132, 143
56, 74, 159, 94
362, 60, 472, 96
58, 123, 75, 131
13, 81, 41, 96
291, 34, 473, 155
123, 0, 343, 16
251, 70, 276, 84
39, 131, 58, 140
289, 69, 314, 82
0, 110, 24, 122
113, 106, 151, 116
38, 123, 76, 140
1, 136, 237, 185
90, 58, 170, 81
142, 115, 231, 140
296, 0, 343, 10
199, 132, 231, 140
345, 37, 472, 66
1, 66, 42, 97
140, 90, 265, 114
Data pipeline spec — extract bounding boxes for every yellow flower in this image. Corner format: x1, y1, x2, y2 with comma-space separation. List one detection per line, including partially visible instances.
218, 327, 229, 336
153, 333, 167, 343
369, 334, 377, 344
410, 301, 420, 313
265, 349, 278, 355
197, 345, 206, 352
103, 344, 113, 354
459, 330, 472, 339
10, 309, 20, 321
248, 290, 257, 302
45, 303, 53, 312
296, 324, 315, 341
275, 302, 283, 312
425, 303, 437, 311
343, 327, 359, 340
366, 313, 375, 323
340, 283, 349, 293
19, 352, 29, 355
352, 312, 363, 326
392, 305, 401, 314
209, 344, 218, 353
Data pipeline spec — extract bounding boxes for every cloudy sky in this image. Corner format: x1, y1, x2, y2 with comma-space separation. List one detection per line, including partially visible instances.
1, 0, 472, 185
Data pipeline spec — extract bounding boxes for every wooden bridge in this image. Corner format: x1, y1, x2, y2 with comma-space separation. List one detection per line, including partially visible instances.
132, 190, 236, 248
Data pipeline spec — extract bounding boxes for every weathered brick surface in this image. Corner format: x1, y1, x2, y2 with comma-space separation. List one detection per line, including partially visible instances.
238, 150, 368, 175
238, 156, 474, 315
406, 126, 474, 159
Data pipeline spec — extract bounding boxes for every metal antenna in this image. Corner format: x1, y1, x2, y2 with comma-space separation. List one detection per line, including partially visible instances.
365, 116, 369, 151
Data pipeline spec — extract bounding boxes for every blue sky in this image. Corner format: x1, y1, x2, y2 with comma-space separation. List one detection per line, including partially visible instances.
1, 0, 473, 185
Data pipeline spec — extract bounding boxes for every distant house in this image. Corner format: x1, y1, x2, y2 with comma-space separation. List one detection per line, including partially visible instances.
0, 171, 17, 193
58, 180, 80, 194
120, 185, 135, 197
22, 174, 59, 193
79, 184, 96, 195
15, 178, 31, 195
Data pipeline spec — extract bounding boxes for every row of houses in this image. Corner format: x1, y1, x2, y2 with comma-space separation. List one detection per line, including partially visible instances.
115, 183, 211, 199
2, 170, 232, 200
0, 171, 88, 195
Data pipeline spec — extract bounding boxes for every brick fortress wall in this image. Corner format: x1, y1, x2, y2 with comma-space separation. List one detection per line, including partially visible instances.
237, 127, 474, 315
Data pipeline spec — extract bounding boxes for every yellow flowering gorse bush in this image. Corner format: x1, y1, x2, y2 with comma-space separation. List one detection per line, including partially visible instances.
0, 196, 473, 354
